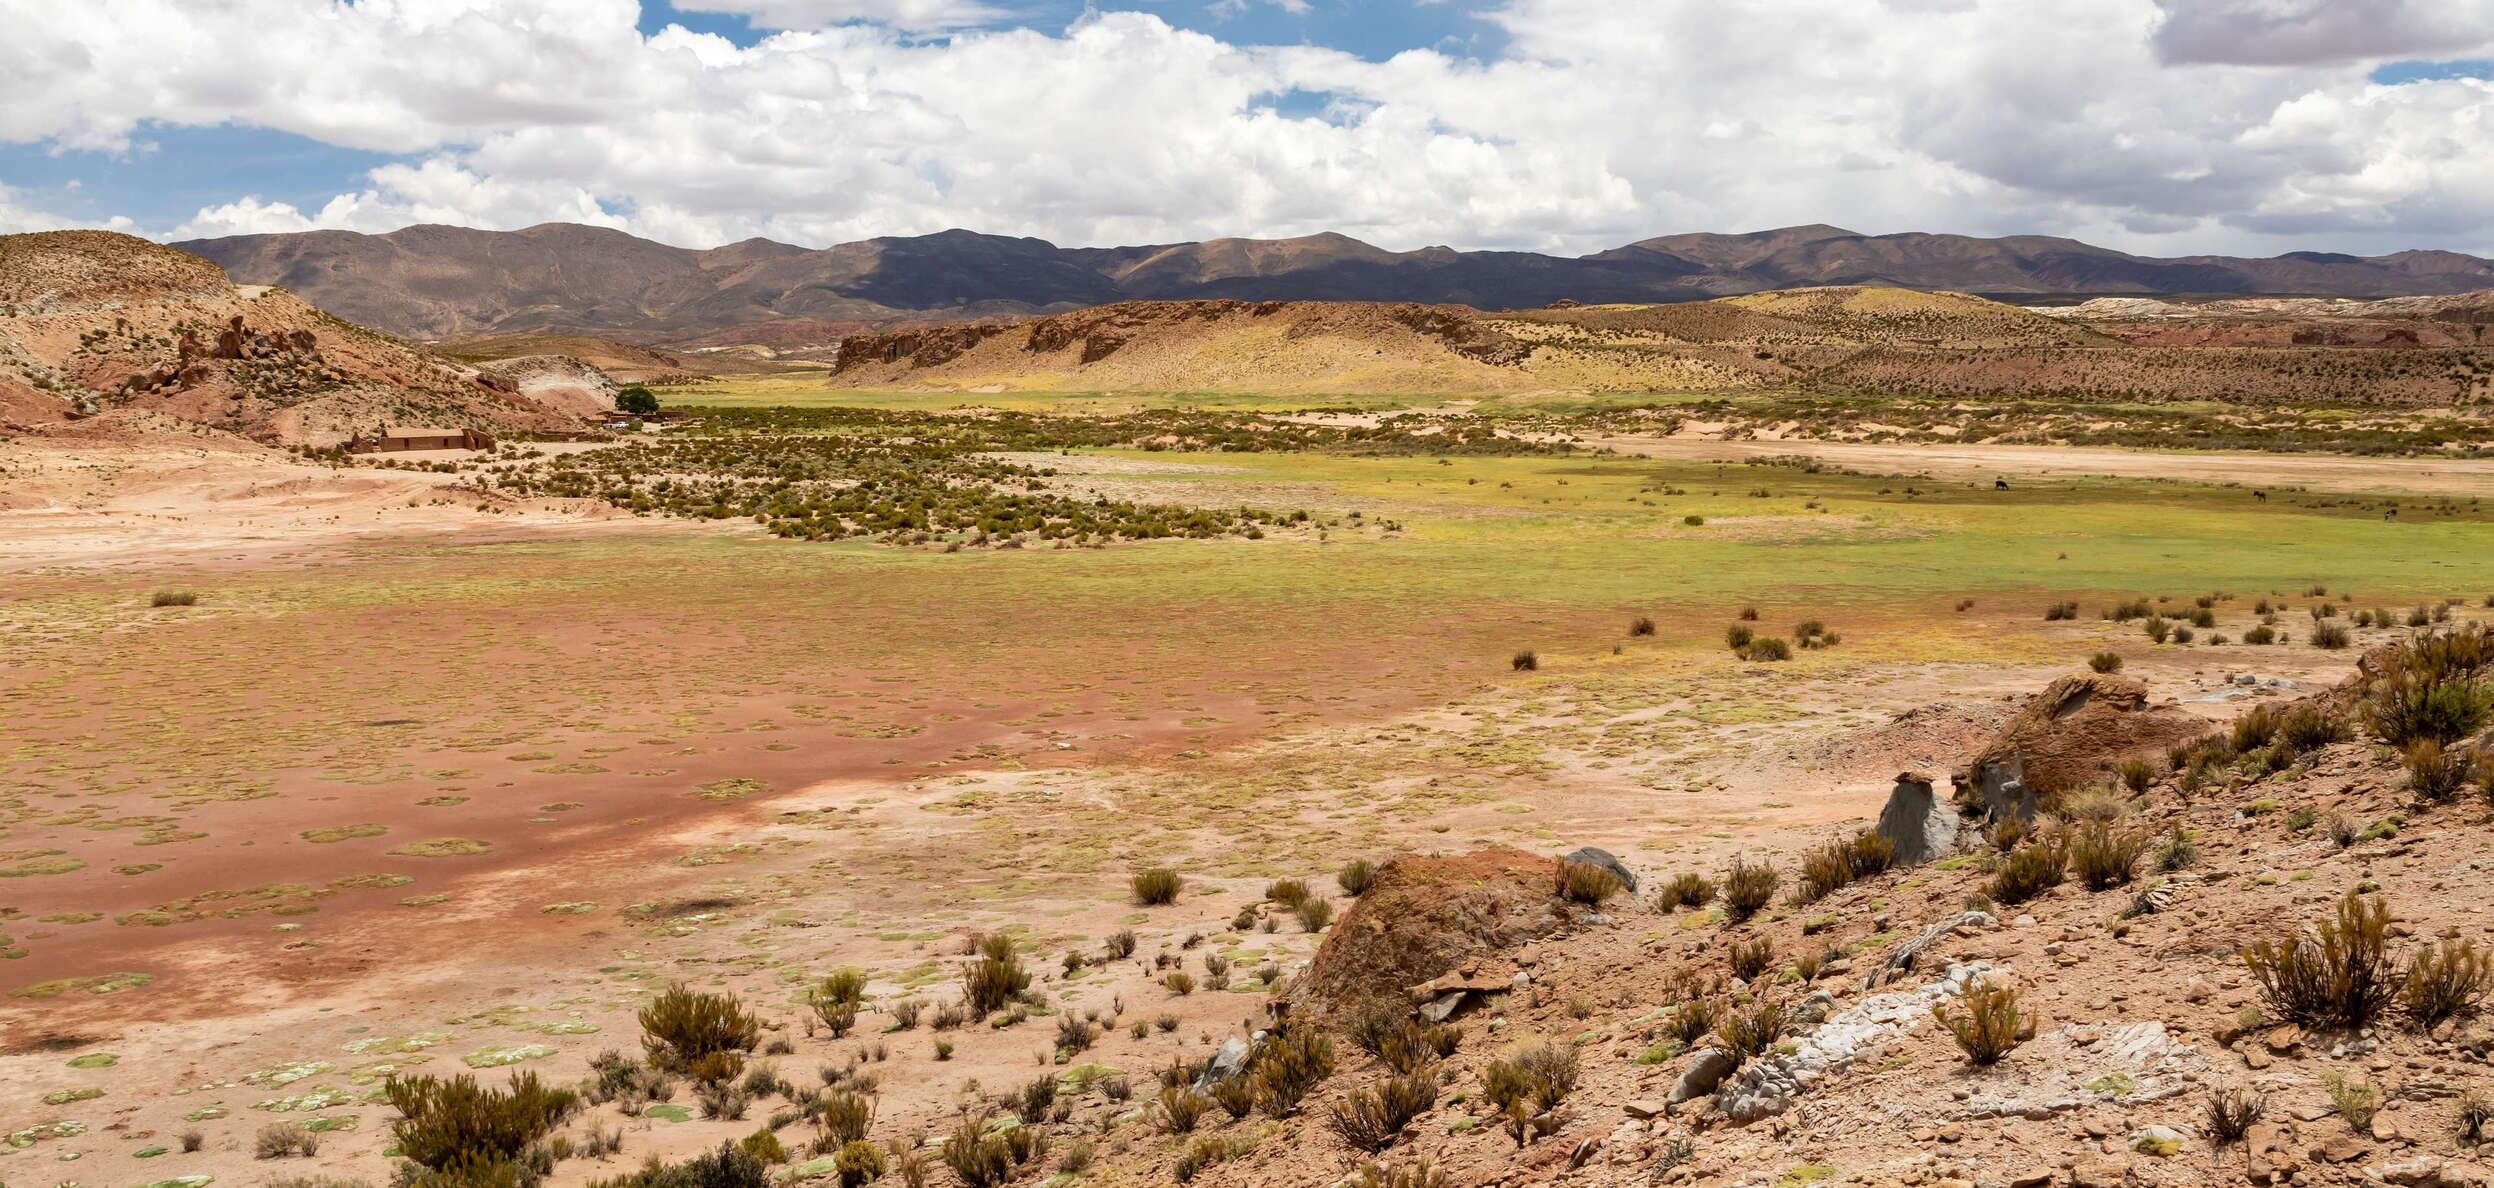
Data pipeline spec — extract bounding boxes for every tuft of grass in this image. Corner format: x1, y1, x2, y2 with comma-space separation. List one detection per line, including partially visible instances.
962, 933, 1031, 1015
1338, 858, 1376, 897
1510, 650, 1539, 672
2068, 822, 2146, 891
1727, 936, 1775, 982
1986, 835, 2067, 905
1329, 1070, 1439, 1152
2404, 938, 2491, 1029
150, 590, 199, 607
1554, 859, 1623, 906
1934, 979, 2028, 1065
639, 984, 759, 1083
2207, 1088, 2266, 1143
2244, 890, 2400, 1031
2088, 651, 2124, 673
1131, 868, 1183, 906
1662, 872, 1716, 908
1722, 857, 1779, 923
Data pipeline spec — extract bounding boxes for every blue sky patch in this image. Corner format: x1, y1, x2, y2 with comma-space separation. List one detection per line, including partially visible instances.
0, 124, 406, 233
2370, 59, 2494, 85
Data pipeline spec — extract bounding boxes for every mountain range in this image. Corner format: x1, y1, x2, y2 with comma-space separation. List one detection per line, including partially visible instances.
175, 222, 2494, 344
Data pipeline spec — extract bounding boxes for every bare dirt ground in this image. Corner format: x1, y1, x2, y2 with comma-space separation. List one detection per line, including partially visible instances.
1591, 433, 2494, 498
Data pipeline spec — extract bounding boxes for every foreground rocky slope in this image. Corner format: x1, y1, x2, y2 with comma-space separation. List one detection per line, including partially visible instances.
0, 231, 597, 445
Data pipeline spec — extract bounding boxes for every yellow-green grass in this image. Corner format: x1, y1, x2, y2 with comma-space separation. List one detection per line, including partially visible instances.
667, 374, 1452, 414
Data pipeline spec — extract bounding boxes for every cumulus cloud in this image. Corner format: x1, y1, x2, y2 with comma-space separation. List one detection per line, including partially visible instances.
3, 0, 2493, 256
2148, 0, 2494, 67
0, 185, 139, 235
675, 0, 1017, 32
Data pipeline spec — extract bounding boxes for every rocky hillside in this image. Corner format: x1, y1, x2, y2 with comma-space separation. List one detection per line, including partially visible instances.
173, 222, 2494, 342
827, 287, 2494, 406
1061, 623, 2494, 1188
0, 231, 597, 445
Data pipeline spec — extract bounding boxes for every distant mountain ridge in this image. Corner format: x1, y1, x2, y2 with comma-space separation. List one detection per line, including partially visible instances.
175, 222, 2494, 343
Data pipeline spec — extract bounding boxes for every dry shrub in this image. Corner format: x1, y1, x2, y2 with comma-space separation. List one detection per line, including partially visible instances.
255, 1121, 319, 1160
962, 933, 1031, 1015
2068, 822, 2146, 891
1722, 857, 1779, 923
639, 985, 759, 1083
2404, 740, 2475, 803
2243, 890, 2401, 1030
1350, 1162, 1448, 1188
1338, 859, 1377, 896
1663, 872, 1716, 908
1266, 878, 1312, 907
1554, 859, 1623, 906
1132, 868, 1183, 905
151, 590, 198, 607
1329, 1070, 1439, 1152
1295, 898, 1335, 932
387, 1071, 580, 1180
1717, 998, 1787, 1060
1986, 835, 2067, 905
1934, 980, 2028, 1065
2207, 1088, 2266, 1142
2405, 938, 2491, 1029
1728, 936, 1775, 982
1249, 1027, 1336, 1117
1155, 1086, 1211, 1134
1482, 1040, 1579, 1144
1510, 650, 1539, 672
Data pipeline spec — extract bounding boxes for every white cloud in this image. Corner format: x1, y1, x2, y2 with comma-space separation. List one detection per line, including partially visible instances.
674, 0, 1015, 32
3, 0, 2493, 257
0, 185, 139, 235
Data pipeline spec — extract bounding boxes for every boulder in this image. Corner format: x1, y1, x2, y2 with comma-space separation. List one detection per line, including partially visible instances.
1282, 847, 1562, 1024
1564, 846, 1637, 893
1954, 674, 2208, 819
1192, 1035, 1253, 1092
1666, 1047, 1738, 1106
1874, 772, 1957, 865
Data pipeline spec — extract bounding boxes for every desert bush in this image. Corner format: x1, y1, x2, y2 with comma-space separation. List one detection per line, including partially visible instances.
180, 1129, 204, 1153
151, 590, 199, 607
2278, 704, 2349, 755
2044, 601, 2078, 621
814, 968, 868, 1008
1723, 857, 1779, 922
256, 1121, 320, 1159
1510, 650, 1538, 672
2156, 831, 2199, 872
589, 1141, 769, 1188
2365, 669, 2493, 748
1794, 841, 1853, 905
1296, 897, 1335, 932
1206, 1075, 1256, 1120
1482, 1041, 1579, 1132
2088, 651, 2123, 673
2405, 740, 2475, 802
1717, 998, 1787, 1059
2461, 1094, 2493, 1144
1055, 1014, 1096, 1057
1662, 872, 1716, 908
2172, 626, 2195, 644
1249, 1027, 1337, 1117
961, 934, 1031, 1015
1349, 1161, 1449, 1188
831, 1141, 885, 1188
1103, 929, 1137, 960
1985, 835, 2067, 905
2243, 890, 2401, 1030
1164, 971, 1196, 996
2117, 758, 2155, 793
1728, 937, 1775, 981
1173, 1134, 1254, 1182
1664, 997, 1718, 1047
1329, 1071, 1440, 1152
1555, 859, 1623, 906
1738, 637, 1794, 662
2069, 822, 2146, 891
1792, 948, 1826, 983
2192, 608, 2218, 628
1376, 1021, 1460, 1076
2207, 1088, 2266, 1143
2144, 617, 2171, 643
2312, 622, 2352, 649
1738, 606, 1759, 621
387, 1071, 581, 1181
1934, 980, 2028, 1065
2405, 938, 2491, 1029
2244, 625, 2277, 645
640, 985, 758, 1083
1132, 868, 1183, 905
818, 1090, 873, 1146
2327, 1072, 2378, 1132
1725, 624, 1755, 650
1266, 878, 1312, 907
1630, 616, 1657, 636
939, 1116, 1042, 1188
1338, 859, 1376, 896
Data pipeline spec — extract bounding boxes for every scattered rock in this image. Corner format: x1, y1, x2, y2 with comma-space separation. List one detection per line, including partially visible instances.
1565, 846, 1638, 893
1876, 772, 1960, 865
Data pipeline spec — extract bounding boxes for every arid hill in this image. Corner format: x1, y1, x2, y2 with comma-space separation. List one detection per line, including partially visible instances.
0, 231, 596, 444
828, 286, 2494, 405
175, 222, 2494, 342
440, 331, 793, 383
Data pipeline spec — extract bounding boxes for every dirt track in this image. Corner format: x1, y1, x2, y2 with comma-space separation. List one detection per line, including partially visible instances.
1591, 434, 2494, 497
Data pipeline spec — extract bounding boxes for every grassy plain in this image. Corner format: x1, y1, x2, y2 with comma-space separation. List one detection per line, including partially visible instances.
7, 397, 2494, 1185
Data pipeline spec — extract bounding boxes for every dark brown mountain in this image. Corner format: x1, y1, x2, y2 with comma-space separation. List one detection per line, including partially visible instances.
176, 222, 2494, 343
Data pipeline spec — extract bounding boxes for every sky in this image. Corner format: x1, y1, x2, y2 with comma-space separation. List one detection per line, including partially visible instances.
3, 0, 2493, 258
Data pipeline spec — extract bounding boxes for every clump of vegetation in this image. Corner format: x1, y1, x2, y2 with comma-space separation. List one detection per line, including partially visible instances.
2363, 631, 2494, 746
2312, 622, 2353, 649
1738, 636, 1794, 662
2243, 890, 2401, 1031
1296, 898, 1335, 932
1338, 859, 1377, 896
1329, 1070, 1439, 1152
386, 1071, 581, 1183
2068, 822, 2146, 891
2405, 938, 2491, 1029
591, 1141, 768, 1188
1986, 834, 2067, 905
2207, 1088, 2266, 1143
1663, 872, 1716, 908
1716, 998, 1787, 1060
1934, 980, 2028, 1065
1482, 1041, 1579, 1147
640, 984, 759, 1084
1555, 858, 1623, 906
1156, 1085, 1212, 1133
1722, 857, 1779, 922
2088, 651, 2123, 673
1248, 1026, 1337, 1117
1727, 936, 1775, 981
1725, 624, 1754, 651
1132, 867, 1183, 905
150, 590, 199, 607
255, 1121, 320, 1160
939, 1114, 1049, 1187
2404, 739, 2476, 802
1630, 616, 1657, 637
1510, 650, 1539, 672
1349, 1161, 1449, 1188
962, 933, 1032, 1015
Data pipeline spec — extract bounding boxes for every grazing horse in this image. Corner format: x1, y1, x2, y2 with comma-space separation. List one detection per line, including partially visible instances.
1994, 478, 2009, 491
2253, 490, 2266, 502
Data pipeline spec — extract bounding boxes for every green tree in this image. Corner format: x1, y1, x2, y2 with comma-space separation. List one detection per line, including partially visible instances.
615, 385, 659, 415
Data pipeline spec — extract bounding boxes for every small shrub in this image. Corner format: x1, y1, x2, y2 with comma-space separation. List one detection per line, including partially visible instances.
640, 985, 759, 1082
834, 1140, 886, 1188
1738, 636, 1793, 662
1132, 868, 1183, 905
2044, 600, 2078, 621
2312, 622, 2352, 649
2144, 618, 2171, 644
1103, 930, 1137, 960
1350, 1161, 1449, 1188
2117, 758, 2154, 793
1630, 616, 1656, 636
1727, 936, 1774, 981
2207, 1088, 2266, 1143
1165, 971, 1196, 995
961, 934, 1031, 1014
1738, 606, 1759, 621
2068, 822, 2146, 891
1725, 624, 1755, 650
1986, 835, 2067, 905
2460, 1093, 2493, 1144
2243, 890, 2401, 1030
1716, 998, 1786, 1059
1662, 872, 1715, 908
1510, 650, 1538, 672
2404, 740, 2474, 802
1329, 1070, 1439, 1152
387, 1071, 580, 1179
151, 590, 199, 607
1934, 980, 2027, 1065
2088, 651, 2123, 674
1722, 857, 1778, 922
255, 1121, 319, 1159
1247, 1028, 1339, 1118
1265, 877, 1312, 907
2326, 1072, 2378, 1131
1338, 859, 1376, 896
1554, 859, 1623, 906
2244, 625, 2276, 645
2405, 938, 2491, 1029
